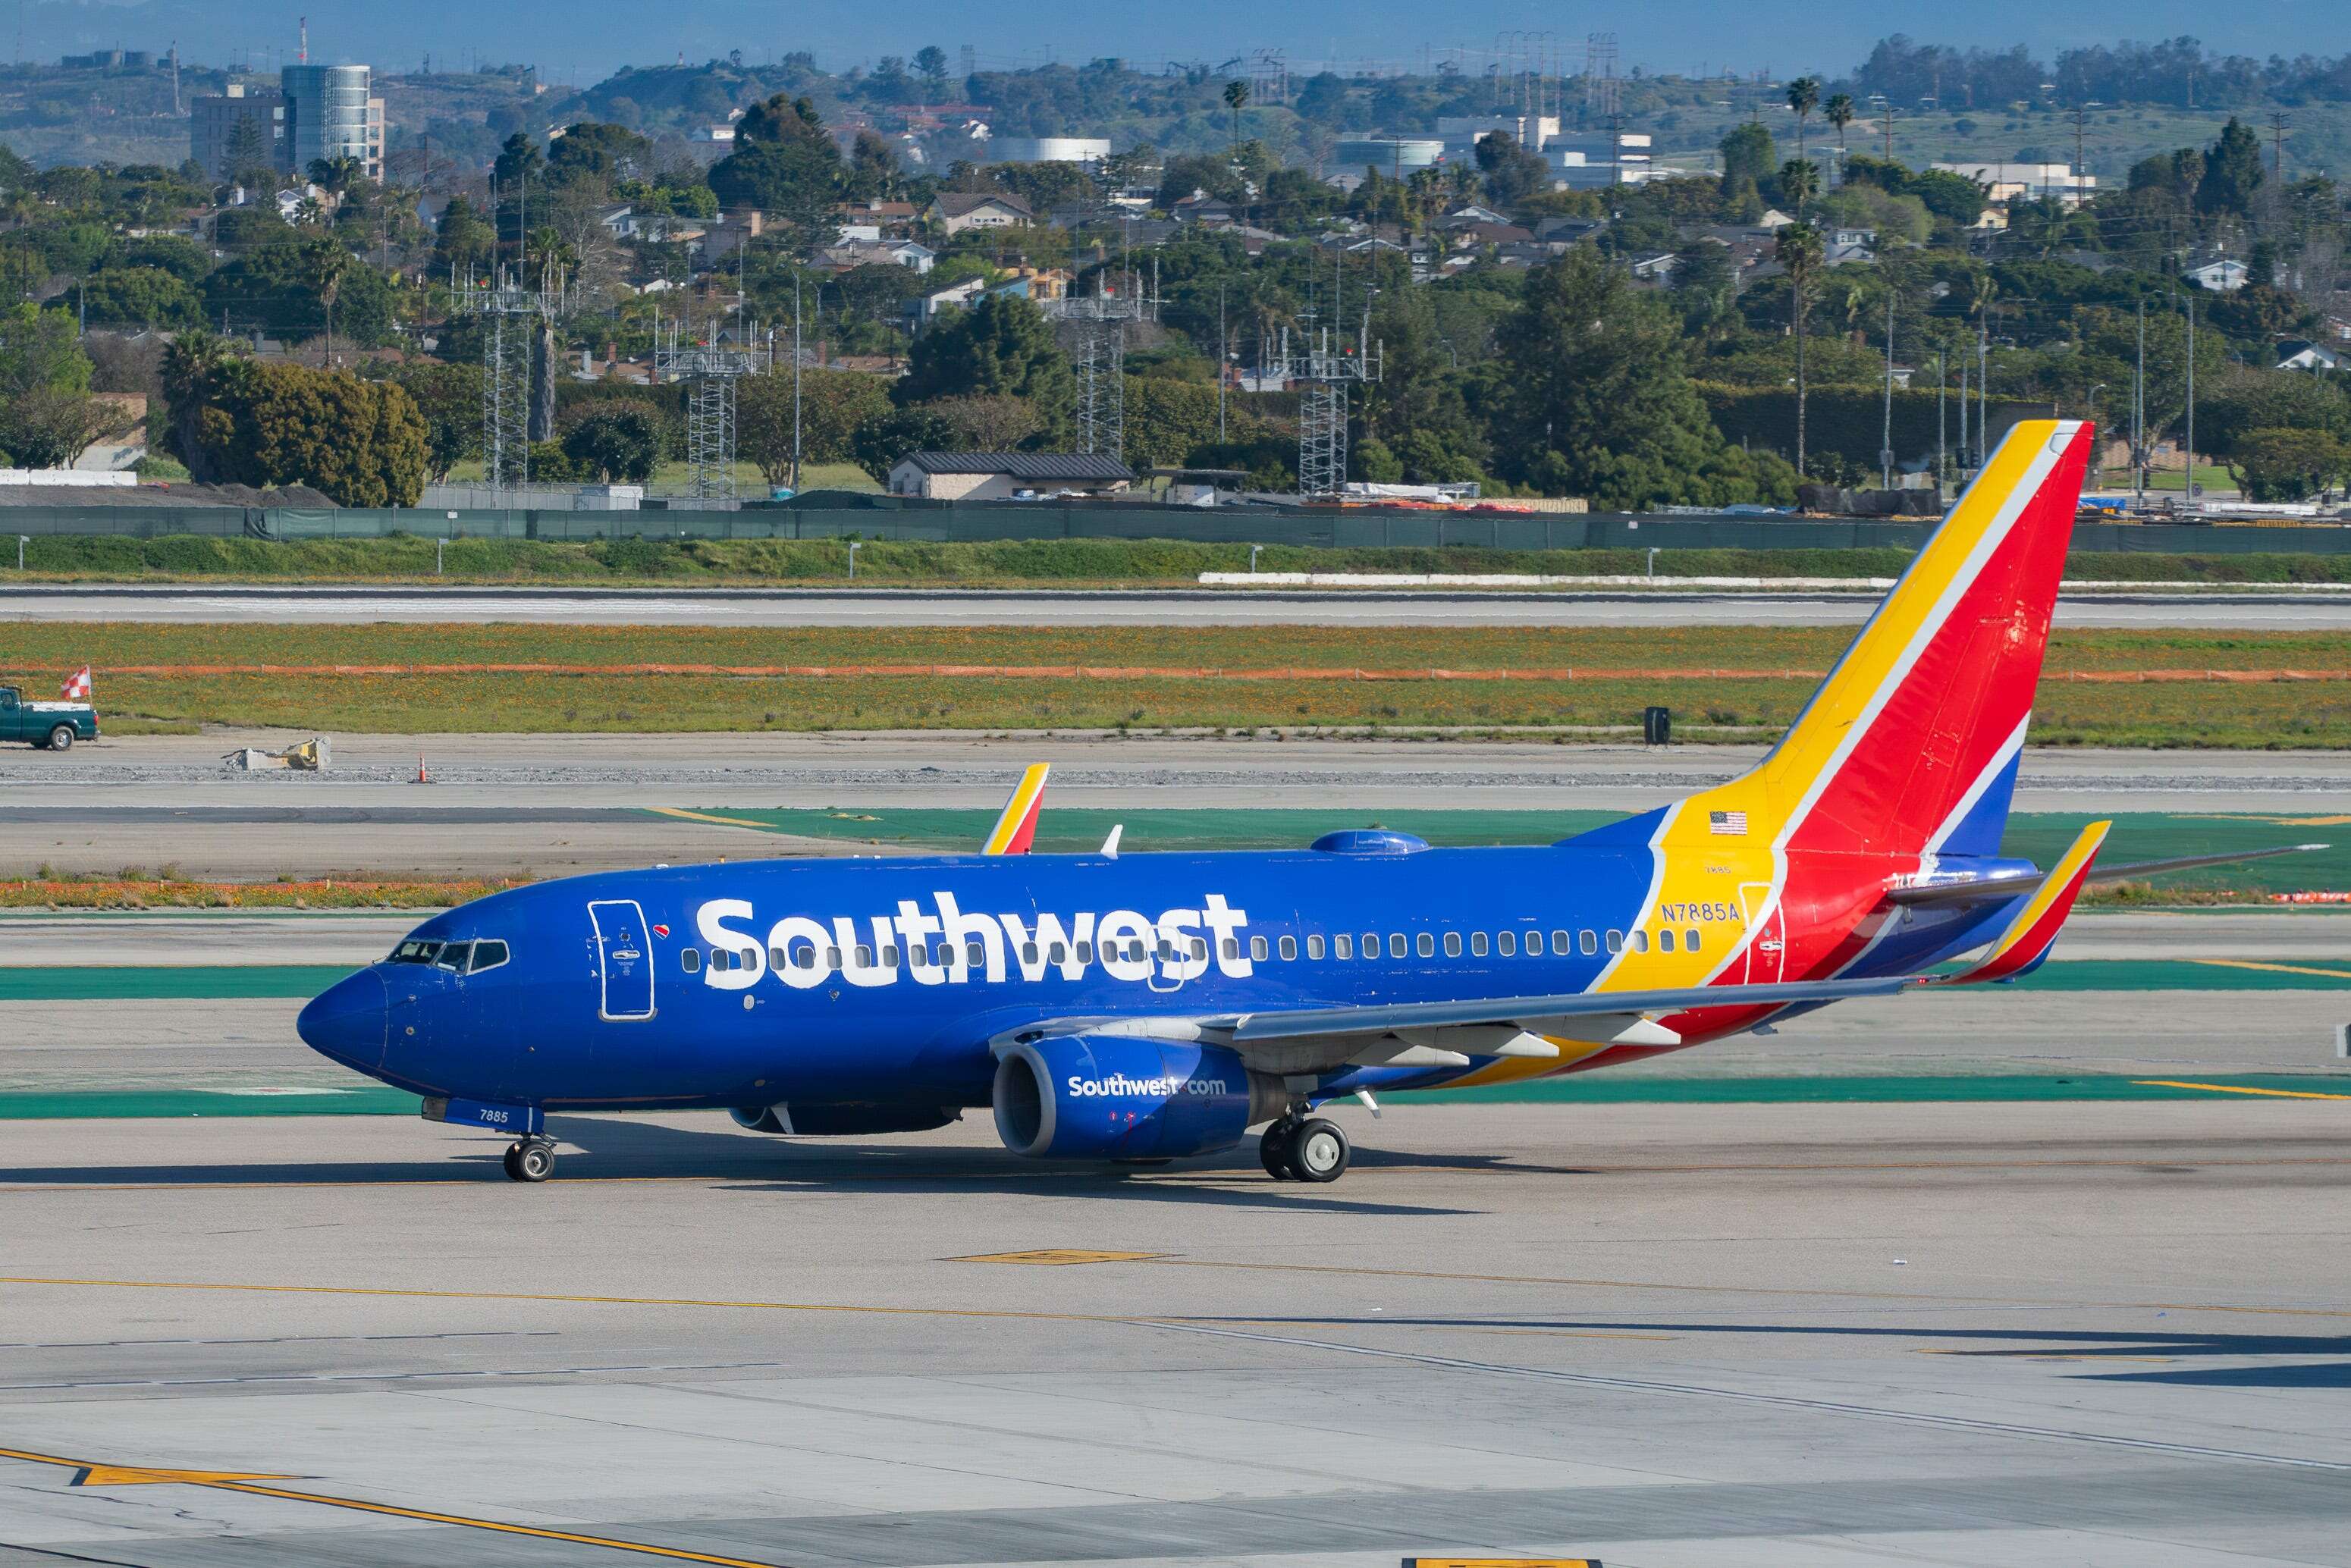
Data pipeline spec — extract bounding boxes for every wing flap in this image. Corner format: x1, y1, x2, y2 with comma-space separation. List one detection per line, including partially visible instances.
1214, 974, 1916, 1044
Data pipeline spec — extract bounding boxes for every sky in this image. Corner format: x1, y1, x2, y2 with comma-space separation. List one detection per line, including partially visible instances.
20, 0, 2337, 83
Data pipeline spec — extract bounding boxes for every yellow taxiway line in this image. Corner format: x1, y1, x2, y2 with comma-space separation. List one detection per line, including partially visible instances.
2188, 958, 2351, 981
0, 1444, 792, 1566
2133, 1079, 2351, 1101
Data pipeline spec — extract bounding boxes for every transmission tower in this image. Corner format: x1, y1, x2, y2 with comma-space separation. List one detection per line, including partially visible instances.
1584, 32, 1620, 122
456, 264, 567, 499
1051, 273, 1157, 464
655, 320, 767, 501
1283, 322, 1381, 499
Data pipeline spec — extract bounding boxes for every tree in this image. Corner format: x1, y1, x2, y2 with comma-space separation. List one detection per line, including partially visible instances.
926, 393, 1042, 450
1825, 93, 1855, 152
200, 240, 394, 348
913, 45, 950, 99
0, 303, 111, 468
312, 243, 352, 367
893, 293, 1072, 441
1222, 80, 1249, 155
1778, 158, 1819, 213
545, 122, 652, 190
849, 404, 957, 484
1785, 76, 1821, 162
379, 361, 481, 480
123, 234, 211, 284
1474, 132, 1549, 208
1720, 122, 1776, 196
492, 132, 542, 190
1775, 221, 1824, 476
708, 95, 843, 240
2227, 428, 2346, 502
1486, 250, 1795, 508
79, 267, 204, 330
2196, 118, 2264, 220
224, 114, 270, 188
737, 366, 893, 483
162, 350, 428, 505
560, 401, 664, 481
432, 195, 497, 278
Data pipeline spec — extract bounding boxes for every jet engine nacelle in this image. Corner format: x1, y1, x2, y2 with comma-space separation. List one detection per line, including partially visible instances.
728, 1102, 962, 1136
991, 1035, 1284, 1161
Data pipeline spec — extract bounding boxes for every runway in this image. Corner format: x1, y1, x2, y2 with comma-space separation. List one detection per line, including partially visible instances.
4, 1099, 2349, 1567
6, 584, 2350, 628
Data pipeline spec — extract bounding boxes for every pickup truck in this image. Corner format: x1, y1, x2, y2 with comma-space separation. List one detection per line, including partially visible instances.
0, 686, 98, 749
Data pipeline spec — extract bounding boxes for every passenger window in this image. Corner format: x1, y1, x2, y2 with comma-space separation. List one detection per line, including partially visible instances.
1631, 930, 1649, 953
1526, 931, 1545, 955
682, 948, 702, 974
1362, 932, 1378, 955
1223, 938, 1240, 960
1334, 933, 1352, 959
824, 947, 842, 971
1606, 930, 1624, 953
1442, 932, 1461, 958
1415, 933, 1435, 958
1049, 942, 1067, 964
1279, 935, 1298, 961
1250, 936, 1269, 961
968, 939, 986, 966
768, 946, 786, 970
1497, 930, 1516, 956
1580, 929, 1598, 955
1687, 928, 1702, 952
1389, 933, 1407, 958
1076, 942, 1094, 964
1471, 931, 1488, 956
435, 941, 472, 972
881, 946, 900, 967
469, 940, 509, 973
1022, 942, 1039, 965
1305, 934, 1323, 959
855, 944, 874, 967
1191, 939, 1207, 960
1659, 929, 1676, 952
1551, 930, 1571, 952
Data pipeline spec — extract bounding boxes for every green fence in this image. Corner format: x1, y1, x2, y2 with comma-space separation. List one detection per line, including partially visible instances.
3, 498, 2349, 556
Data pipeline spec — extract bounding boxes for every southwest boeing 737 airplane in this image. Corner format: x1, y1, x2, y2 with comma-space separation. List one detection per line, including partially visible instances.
297, 419, 2320, 1183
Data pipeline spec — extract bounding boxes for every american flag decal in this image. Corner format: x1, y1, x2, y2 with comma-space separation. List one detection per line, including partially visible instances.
1709, 810, 1748, 836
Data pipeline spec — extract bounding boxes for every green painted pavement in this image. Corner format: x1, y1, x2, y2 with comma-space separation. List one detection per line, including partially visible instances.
1, 1077, 2345, 1121
0, 1088, 419, 1119
670, 807, 2351, 895
0, 965, 355, 1001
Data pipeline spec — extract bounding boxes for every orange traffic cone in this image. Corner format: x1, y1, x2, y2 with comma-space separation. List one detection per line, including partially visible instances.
415, 754, 432, 785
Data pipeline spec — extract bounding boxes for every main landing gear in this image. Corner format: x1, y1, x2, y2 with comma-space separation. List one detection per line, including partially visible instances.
502, 1139, 556, 1182
1259, 1115, 1350, 1184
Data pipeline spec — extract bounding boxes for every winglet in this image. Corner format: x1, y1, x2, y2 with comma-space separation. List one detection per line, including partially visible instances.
982, 763, 1050, 855
1938, 820, 2111, 985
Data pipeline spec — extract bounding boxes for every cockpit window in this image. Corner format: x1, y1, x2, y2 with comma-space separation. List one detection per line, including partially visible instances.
433, 941, 473, 972
469, 939, 510, 973
390, 939, 442, 964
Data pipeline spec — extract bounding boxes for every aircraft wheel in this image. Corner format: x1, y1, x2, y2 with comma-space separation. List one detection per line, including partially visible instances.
1288, 1118, 1350, 1184
509, 1141, 554, 1182
1259, 1119, 1298, 1179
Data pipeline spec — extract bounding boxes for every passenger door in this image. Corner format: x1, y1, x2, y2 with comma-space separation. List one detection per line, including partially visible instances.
588, 899, 657, 1021
0, 688, 18, 741
1738, 881, 1785, 985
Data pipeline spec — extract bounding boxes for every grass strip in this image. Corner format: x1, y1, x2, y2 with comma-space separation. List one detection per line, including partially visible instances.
0, 1088, 418, 1119
0, 879, 517, 911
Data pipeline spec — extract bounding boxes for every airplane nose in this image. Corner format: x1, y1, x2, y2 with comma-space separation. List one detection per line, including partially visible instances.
298, 968, 388, 1071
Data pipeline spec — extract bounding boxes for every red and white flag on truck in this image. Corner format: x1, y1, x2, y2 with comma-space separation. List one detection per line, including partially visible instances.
60, 666, 90, 701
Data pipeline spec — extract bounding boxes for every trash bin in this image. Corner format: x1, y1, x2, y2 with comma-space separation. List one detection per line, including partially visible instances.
1642, 705, 1671, 745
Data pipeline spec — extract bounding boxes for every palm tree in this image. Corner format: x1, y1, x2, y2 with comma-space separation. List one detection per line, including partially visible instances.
1776, 221, 1824, 478
1786, 76, 1821, 162
1223, 79, 1250, 157
1825, 93, 1855, 153
1779, 158, 1819, 213
311, 243, 352, 368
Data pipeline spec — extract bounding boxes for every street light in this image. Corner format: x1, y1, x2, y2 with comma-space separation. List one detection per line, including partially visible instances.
847, 540, 861, 579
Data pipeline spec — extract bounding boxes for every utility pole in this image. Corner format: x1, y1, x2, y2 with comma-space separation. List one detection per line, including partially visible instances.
2133, 296, 2145, 510
2269, 111, 2289, 186
791, 271, 803, 492
1958, 362, 1969, 472
1882, 103, 1895, 165
1977, 316, 1988, 469
1216, 282, 1228, 442
2183, 287, 2197, 500
1880, 279, 1896, 489
1935, 350, 1946, 491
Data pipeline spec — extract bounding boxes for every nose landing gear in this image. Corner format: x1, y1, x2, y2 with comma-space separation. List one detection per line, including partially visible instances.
1258, 1115, 1350, 1184
502, 1140, 556, 1182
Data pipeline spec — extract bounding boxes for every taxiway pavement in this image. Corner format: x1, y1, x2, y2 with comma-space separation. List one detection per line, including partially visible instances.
2, 1099, 2348, 1567
6, 583, 2349, 629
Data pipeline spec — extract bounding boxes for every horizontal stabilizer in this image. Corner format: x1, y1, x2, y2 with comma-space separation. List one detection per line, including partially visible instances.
1888, 840, 2328, 908
1934, 820, 2108, 984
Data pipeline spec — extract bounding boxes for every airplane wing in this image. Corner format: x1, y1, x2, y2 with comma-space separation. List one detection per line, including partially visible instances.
1202, 974, 1919, 1044
1885, 839, 2327, 908
981, 763, 1050, 855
